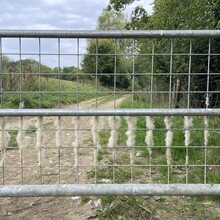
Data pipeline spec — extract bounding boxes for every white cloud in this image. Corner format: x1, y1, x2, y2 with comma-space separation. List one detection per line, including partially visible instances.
0, 0, 153, 31
25, 23, 59, 30
42, 0, 66, 5
65, 14, 82, 19
0, 0, 154, 67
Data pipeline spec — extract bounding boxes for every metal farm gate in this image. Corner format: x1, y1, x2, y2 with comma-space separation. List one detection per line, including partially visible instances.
0, 30, 220, 197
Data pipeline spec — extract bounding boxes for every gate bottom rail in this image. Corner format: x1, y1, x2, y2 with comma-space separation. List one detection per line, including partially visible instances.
0, 184, 220, 197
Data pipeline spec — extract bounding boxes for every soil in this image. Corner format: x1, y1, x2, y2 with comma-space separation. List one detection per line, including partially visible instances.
0, 96, 127, 220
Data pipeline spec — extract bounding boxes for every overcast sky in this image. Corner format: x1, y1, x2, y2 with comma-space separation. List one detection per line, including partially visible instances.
0, 0, 154, 67
0, 0, 153, 30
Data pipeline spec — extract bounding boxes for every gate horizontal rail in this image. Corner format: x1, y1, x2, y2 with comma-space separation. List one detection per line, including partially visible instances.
0, 108, 220, 116
0, 30, 220, 38
1, 184, 220, 197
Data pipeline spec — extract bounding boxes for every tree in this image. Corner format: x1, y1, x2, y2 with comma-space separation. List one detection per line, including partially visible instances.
82, 39, 130, 88
107, 1, 152, 91
108, 0, 136, 11
1, 56, 55, 91
149, 0, 220, 107
62, 66, 78, 81
111, 0, 220, 107
97, 8, 132, 53
126, 5, 149, 30
82, 8, 130, 89
97, 8, 127, 30
206, 0, 220, 29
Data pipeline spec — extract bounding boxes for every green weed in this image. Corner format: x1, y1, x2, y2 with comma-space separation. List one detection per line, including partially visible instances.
98, 196, 153, 219
81, 196, 91, 204
25, 124, 37, 135
1, 77, 111, 109
8, 130, 18, 148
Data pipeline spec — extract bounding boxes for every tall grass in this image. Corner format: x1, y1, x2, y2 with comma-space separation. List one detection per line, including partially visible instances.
1, 75, 110, 108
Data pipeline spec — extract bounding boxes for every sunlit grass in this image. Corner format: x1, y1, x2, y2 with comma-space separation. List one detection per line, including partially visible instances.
1, 76, 111, 108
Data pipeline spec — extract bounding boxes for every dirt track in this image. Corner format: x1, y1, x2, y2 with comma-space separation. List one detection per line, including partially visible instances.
0, 96, 127, 220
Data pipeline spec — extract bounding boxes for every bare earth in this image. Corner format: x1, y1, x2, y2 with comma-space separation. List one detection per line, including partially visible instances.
0, 96, 127, 220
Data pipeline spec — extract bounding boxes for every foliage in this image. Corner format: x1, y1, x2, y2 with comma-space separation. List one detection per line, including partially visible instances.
150, 0, 220, 107
81, 7, 133, 89
62, 66, 78, 81
206, 0, 220, 29
98, 8, 134, 54
126, 5, 149, 30
2, 57, 52, 74
98, 196, 152, 219
97, 8, 127, 30
110, 0, 220, 107
151, 0, 209, 29
98, 194, 220, 219
1, 56, 110, 108
82, 39, 130, 88
108, 0, 136, 11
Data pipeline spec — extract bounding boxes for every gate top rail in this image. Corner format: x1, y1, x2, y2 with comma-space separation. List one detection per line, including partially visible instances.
0, 30, 220, 38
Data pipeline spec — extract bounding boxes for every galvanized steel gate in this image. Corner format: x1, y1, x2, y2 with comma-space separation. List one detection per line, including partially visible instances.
0, 30, 220, 197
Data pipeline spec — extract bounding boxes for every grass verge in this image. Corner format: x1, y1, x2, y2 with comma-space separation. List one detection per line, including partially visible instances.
91, 95, 220, 219
1, 77, 111, 108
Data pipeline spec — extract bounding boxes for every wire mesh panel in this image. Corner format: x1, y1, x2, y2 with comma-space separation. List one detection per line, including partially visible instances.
0, 30, 220, 196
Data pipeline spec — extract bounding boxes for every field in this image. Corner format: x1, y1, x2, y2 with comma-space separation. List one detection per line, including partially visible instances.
1, 75, 111, 108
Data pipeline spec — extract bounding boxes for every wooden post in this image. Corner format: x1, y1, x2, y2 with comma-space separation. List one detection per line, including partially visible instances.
173, 79, 181, 108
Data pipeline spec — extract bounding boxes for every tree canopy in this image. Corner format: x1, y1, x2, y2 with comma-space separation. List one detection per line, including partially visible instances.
106, 0, 220, 107
81, 39, 130, 89
97, 8, 127, 30
82, 8, 130, 89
